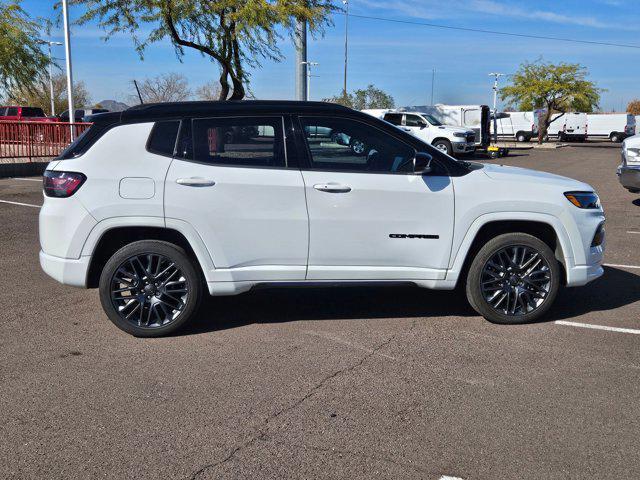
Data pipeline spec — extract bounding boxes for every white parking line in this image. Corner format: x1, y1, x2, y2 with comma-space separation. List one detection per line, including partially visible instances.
0, 199, 41, 208
439, 476, 464, 480
628, 231, 640, 235
604, 263, 640, 270
555, 321, 640, 335
12, 177, 41, 182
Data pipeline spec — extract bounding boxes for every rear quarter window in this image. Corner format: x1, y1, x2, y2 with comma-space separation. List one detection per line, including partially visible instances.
146, 121, 180, 157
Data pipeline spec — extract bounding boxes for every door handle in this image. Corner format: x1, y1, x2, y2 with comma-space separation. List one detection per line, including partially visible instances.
176, 177, 216, 187
313, 183, 351, 193
402, 127, 411, 132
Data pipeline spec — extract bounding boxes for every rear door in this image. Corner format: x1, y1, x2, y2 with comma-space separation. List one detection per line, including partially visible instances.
164, 115, 308, 283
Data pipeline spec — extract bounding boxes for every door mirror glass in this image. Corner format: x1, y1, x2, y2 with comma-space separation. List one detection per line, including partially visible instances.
413, 152, 432, 174
419, 122, 428, 129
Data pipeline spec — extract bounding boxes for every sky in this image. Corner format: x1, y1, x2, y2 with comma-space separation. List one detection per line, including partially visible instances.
22, 0, 640, 111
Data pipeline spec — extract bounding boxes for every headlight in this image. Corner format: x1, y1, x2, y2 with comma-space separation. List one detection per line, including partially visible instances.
564, 191, 600, 209
626, 147, 640, 165
453, 132, 467, 138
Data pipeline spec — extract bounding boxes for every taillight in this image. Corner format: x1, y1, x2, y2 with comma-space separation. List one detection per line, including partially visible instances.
43, 171, 86, 197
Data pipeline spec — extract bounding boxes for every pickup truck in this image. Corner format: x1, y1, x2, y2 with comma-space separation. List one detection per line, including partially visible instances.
0, 106, 56, 122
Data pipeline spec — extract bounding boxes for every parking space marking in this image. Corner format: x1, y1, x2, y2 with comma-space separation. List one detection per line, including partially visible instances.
11, 177, 41, 182
0, 199, 41, 209
628, 231, 640, 235
605, 263, 640, 270
439, 476, 465, 480
555, 321, 640, 335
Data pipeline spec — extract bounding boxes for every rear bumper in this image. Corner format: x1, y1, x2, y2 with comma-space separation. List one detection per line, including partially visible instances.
39, 250, 90, 287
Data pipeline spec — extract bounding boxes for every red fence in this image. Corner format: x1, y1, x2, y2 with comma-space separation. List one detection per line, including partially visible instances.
0, 121, 92, 161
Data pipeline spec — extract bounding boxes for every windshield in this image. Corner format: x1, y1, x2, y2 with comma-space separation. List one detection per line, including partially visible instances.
423, 114, 442, 126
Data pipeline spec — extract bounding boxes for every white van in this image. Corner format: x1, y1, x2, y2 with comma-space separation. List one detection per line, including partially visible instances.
491, 111, 536, 142
539, 112, 588, 141
586, 113, 636, 142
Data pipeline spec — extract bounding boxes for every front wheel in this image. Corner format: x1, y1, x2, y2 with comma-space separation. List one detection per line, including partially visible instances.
610, 133, 622, 143
465, 233, 560, 324
432, 139, 452, 156
99, 240, 203, 337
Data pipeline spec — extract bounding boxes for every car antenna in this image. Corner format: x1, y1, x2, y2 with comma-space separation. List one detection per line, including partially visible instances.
133, 80, 144, 104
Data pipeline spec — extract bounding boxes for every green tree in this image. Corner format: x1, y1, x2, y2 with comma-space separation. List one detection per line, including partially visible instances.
70, 0, 335, 101
627, 99, 640, 116
0, 1, 49, 94
8, 73, 90, 115
500, 61, 601, 143
324, 84, 395, 110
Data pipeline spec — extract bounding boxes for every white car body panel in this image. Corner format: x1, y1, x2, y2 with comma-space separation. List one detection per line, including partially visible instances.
587, 113, 636, 139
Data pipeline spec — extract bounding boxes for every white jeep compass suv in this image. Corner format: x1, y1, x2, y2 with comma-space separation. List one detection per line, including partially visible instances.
39, 101, 605, 337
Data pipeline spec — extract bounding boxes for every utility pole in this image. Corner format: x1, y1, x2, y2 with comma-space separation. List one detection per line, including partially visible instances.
301, 61, 318, 100
430, 68, 435, 105
37, 40, 63, 116
343, 0, 349, 98
488, 72, 505, 144
61, 0, 75, 139
294, 20, 307, 101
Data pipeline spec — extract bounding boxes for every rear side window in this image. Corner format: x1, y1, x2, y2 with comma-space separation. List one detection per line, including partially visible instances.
190, 116, 285, 168
7, 107, 18, 116
22, 107, 45, 117
147, 121, 180, 157
383, 113, 402, 126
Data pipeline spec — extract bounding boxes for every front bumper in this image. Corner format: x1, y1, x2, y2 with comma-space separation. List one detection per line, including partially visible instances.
40, 250, 90, 287
617, 165, 640, 192
452, 142, 475, 153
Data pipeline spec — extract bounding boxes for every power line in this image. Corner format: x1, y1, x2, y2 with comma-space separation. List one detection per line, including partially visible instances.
335, 12, 640, 50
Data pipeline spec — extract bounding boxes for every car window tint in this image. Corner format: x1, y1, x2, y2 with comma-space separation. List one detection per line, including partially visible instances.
383, 113, 402, 126
147, 121, 180, 157
300, 117, 416, 173
191, 117, 285, 168
7, 107, 18, 116
405, 114, 424, 127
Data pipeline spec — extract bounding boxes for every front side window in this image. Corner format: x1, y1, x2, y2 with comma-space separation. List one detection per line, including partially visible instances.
7, 107, 18, 116
300, 117, 416, 173
405, 114, 426, 127
22, 107, 44, 117
191, 116, 285, 168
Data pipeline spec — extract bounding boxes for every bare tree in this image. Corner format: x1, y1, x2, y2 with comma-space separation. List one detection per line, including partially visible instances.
8, 73, 90, 115
195, 81, 221, 101
130, 73, 191, 104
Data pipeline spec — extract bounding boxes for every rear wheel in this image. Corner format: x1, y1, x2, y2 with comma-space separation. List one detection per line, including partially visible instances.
466, 233, 560, 324
99, 240, 203, 337
610, 132, 622, 143
516, 132, 529, 143
432, 139, 452, 156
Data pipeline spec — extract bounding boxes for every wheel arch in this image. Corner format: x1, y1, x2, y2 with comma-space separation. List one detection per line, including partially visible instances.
431, 137, 452, 145
450, 217, 571, 287
85, 224, 213, 288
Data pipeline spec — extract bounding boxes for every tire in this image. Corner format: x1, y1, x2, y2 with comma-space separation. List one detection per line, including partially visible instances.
465, 233, 560, 324
350, 138, 367, 156
610, 133, 621, 143
516, 132, 528, 143
432, 139, 452, 156
99, 240, 204, 337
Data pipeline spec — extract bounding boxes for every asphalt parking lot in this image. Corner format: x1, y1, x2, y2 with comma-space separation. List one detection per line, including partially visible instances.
1, 143, 639, 479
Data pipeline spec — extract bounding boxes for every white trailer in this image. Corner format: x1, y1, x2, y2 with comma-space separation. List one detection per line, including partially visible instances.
490, 111, 536, 142
586, 113, 636, 142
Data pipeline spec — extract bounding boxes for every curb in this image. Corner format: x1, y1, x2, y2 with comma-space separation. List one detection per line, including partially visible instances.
0, 162, 49, 179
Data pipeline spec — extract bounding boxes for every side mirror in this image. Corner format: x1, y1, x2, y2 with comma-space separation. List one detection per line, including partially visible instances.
419, 123, 428, 129
413, 152, 432, 174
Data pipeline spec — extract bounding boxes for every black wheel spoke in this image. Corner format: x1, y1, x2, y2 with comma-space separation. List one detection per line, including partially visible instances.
481, 244, 552, 317
110, 253, 189, 330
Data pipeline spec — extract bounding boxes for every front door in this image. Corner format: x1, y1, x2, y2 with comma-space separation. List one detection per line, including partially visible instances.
297, 115, 455, 281
164, 116, 308, 283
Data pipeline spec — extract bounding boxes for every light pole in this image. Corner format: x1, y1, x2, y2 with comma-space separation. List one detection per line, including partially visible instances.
294, 20, 307, 101
343, 0, 349, 98
61, 0, 75, 139
37, 40, 63, 116
488, 72, 505, 144
301, 61, 318, 100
